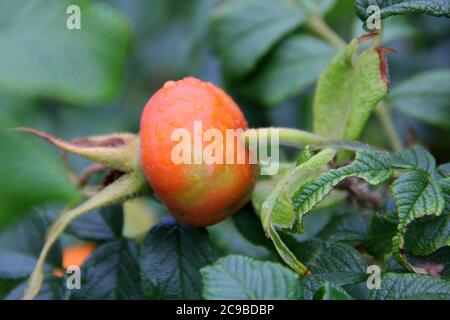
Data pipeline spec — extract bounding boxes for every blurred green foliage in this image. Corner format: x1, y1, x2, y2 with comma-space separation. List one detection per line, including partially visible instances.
0, 0, 449, 300
0, 0, 449, 237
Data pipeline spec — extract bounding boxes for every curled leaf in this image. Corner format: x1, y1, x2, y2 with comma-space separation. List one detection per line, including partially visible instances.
260, 149, 335, 275
313, 35, 391, 141
293, 149, 393, 218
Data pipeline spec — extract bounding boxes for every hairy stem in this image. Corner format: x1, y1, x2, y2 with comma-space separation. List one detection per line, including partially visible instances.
306, 16, 346, 49
244, 128, 326, 148
375, 102, 404, 152
23, 172, 147, 300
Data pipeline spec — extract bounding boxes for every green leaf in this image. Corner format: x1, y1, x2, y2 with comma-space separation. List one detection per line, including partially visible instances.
298, 275, 325, 300
391, 171, 445, 270
384, 256, 408, 273
356, 0, 450, 22
0, 279, 22, 299
0, 209, 62, 274
284, 237, 369, 286
201, 255, 301, 300
242, 35, 337, 106
437, 164, 450, 180
73, 240, 141, 300
388, 148, 448, 269
232, 209, 273, 249
370, 273, 450, 300
318, 213, 369, 243
210, 0, 306, 80
296, 0, 337, 15
313, 37, 389, 140
298, 275, 357, 300
0, 253, 39, 280
292, 149, 393, 219
140, 217, 219, 299
315, 140, 379, 152
0, 0, 130, 106
252, 180, 275, 216
208, 219, 271, 260
65, 206, 123, 241
5, 275, 66, 300
390, 145, 436, 174
0, 131, 78, 230
404, 214, 450, 256
365, 213, 398, 257
296, 146, 313, 165
389, 69, 450, 129
258, 149, 335, 275
269, 150, 335, 231
314, 281, 353, 300
400, 190, 450, 277
391, 171, 444, 232
439, 177, 450, 214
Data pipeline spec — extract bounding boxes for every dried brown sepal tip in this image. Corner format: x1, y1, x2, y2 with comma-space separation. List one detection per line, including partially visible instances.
12, 127, 140, 173
356, 32, 379, 43
354, 33, 396, 87
376, 46, 396, 87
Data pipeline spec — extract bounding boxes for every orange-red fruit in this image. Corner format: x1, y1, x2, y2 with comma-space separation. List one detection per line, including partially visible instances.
54, 243, 96, 277
63, 243, 96, 269
140, 77, 257, 226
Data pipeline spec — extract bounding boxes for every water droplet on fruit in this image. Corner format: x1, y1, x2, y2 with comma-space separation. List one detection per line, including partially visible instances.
168, 120, 181, 128
156, 126, 165, 140
163, 81, 176, 89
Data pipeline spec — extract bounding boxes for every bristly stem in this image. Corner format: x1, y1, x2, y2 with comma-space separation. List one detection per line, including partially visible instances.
244, 128, 326, 149
375, 101, 404, 152
23, 172, 147, 300
306, 16, 346, 49
371, 22, 404, 152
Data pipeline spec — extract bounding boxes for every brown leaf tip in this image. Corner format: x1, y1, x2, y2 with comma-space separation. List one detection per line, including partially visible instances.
11, 127, 59, 144
357, 32, 379, 43
375, 46, 395, 87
